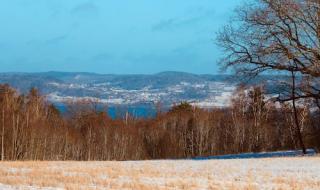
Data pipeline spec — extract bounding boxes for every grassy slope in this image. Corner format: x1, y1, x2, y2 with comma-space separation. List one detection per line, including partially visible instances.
0, 156, 319, 190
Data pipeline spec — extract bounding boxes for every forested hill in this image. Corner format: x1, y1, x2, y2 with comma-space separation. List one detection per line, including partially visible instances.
0, 71, 287, 107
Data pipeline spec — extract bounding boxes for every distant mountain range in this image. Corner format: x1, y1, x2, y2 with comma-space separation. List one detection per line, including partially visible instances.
0, 71, 285, 108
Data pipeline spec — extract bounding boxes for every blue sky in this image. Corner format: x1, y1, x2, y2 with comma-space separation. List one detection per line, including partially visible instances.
0, 0, 243, 74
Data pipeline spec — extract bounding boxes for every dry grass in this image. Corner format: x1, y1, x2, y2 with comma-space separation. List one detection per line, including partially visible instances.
0, 156, 319, 190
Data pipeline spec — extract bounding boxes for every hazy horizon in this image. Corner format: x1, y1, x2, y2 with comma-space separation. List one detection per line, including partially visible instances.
0, 70, 232, 75
0, 0, 242, 74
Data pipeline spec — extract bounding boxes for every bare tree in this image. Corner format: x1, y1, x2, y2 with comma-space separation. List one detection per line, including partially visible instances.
217, 0, 320, 153
218, 0, 320, 100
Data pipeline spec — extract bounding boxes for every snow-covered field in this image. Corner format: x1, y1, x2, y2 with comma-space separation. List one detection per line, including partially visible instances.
0, 157, 319, 190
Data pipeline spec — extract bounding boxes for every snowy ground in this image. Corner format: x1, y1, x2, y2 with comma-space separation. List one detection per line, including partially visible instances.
0, 156, 319, 190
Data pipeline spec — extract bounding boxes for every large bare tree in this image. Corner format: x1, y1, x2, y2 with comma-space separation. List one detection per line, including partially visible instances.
217, 0, 320, 154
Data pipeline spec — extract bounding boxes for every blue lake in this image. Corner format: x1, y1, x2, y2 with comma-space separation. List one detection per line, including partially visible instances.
53, 103, 157, 119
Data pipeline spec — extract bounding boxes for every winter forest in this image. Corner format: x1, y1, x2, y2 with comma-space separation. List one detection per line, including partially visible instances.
0, 84, 319, 161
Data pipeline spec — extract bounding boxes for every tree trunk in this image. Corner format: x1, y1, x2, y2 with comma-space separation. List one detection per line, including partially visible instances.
1, 107, 4, 161
291, 70, 307, 154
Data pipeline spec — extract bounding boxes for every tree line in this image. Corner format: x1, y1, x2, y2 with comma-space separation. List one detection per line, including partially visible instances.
0, 84, 318, 161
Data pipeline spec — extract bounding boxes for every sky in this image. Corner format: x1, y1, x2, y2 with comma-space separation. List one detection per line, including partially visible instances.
0, 0, 243, 74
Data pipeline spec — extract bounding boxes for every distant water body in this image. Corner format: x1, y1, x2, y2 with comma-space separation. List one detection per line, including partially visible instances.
54, 103, 157, 119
